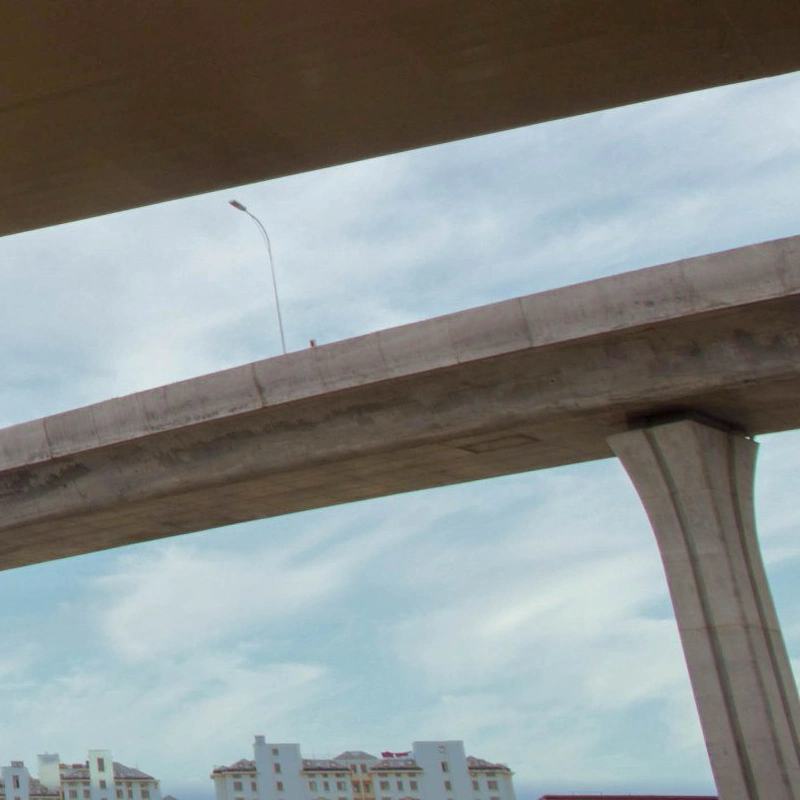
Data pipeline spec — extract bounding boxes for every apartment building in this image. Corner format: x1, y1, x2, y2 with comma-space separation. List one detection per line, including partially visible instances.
211, 739, 514, 800
0, 752, 161, 800
0, 762, 59, 800
538, 796, 718, 800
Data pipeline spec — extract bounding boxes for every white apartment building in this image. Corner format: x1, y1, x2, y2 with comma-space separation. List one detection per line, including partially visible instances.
211, 739, 514, 800
0, 752, 161, 800
0, 762, 59, 800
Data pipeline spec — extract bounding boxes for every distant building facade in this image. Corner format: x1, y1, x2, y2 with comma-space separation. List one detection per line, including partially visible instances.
0, 761, 60, 800
211, 739, 514, 800
538, 796, 718, 800
0, 752, 161, 800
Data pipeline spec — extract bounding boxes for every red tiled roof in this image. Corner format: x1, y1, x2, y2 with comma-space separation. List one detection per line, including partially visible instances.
210, 760, 256, 775
466, 757, 511, 773
302, 759, 350, 773
332, 752, 377, 761
368, 758, 420, 772
61, 763, 154, 782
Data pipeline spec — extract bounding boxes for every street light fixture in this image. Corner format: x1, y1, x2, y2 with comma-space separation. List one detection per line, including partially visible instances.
229, 199, 287, 354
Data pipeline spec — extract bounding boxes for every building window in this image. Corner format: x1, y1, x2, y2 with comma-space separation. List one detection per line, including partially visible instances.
379, 781, 389, 791
276, 782, 283, 792
323, 782, 330, 791
273, 764, 281, 775
272, 749, 279, 756
472, 781, 479, 790
309, 781, 317, 791
117, 791, 123, 798
101, 781, 108, 790
12, 777, 20, 789
409, 782, 418, 791
337, 782, 346, 791
360, 765, 367, 774
444, 781, 452, 791
396, 782, 403, 791
233, 783, 243, 792
487, 781, 498, 790
142, 791, 150, 799
441, 762, 449, 773
84, 792, 91, 799
69, 792, 77, 799
364, 782, 372, 793
97, 759, 106, 773
251, 783, 257, 792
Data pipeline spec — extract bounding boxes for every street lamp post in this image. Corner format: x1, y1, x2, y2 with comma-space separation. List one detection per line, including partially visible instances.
229, 199, 287, 355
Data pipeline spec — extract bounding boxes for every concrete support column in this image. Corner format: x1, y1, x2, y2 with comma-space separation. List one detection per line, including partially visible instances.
609, 419, 800, 800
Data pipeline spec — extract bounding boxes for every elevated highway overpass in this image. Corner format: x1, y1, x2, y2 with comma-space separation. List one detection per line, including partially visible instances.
3, 0, 800, 238
1, 233, 799, 571
6, 5, 800, 795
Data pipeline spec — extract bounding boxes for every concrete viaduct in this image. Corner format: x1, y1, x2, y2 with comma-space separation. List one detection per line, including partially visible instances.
5, 2, 800, 799
4, 235, 800, 797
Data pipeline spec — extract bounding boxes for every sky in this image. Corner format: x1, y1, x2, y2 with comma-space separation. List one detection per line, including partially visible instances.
1, 69, 800, 800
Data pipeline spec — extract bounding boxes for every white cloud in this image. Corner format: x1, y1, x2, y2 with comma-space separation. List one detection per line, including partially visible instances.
0, 646, 327, 785
93, 517, 402, 660
94, 541, 347, 660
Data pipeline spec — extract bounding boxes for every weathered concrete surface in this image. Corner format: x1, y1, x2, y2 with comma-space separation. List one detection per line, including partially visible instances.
2, 234, 800, 570
610, 420, 800, 800
3, 0, 800, 237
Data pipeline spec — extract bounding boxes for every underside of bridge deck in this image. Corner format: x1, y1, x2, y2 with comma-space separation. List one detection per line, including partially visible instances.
3, 0, 800, 238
